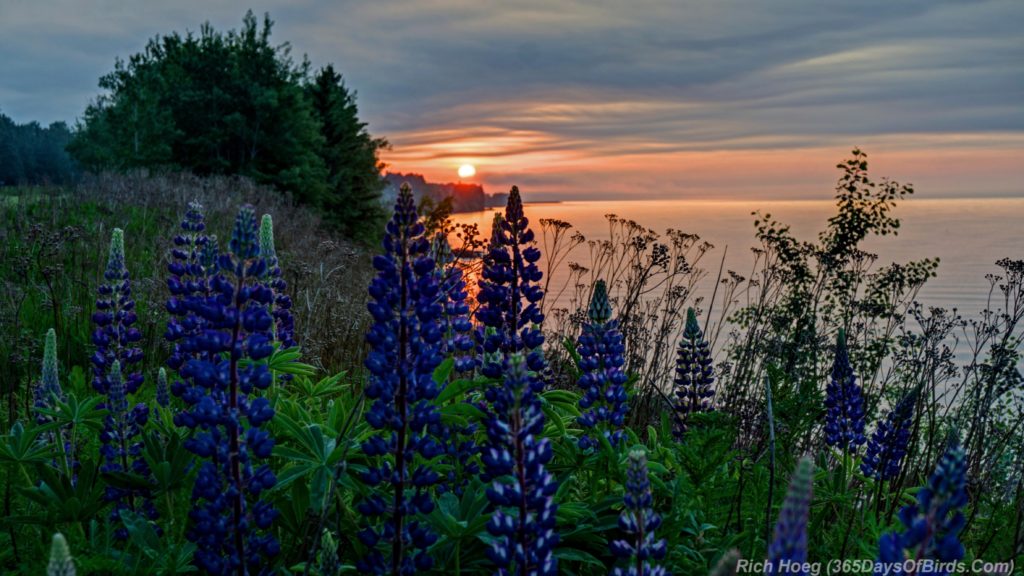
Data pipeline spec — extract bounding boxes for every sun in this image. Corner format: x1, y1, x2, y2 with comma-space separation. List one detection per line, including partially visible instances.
457, 164, 476, 178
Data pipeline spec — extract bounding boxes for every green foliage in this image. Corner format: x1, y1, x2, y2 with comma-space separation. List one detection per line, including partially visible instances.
0, 111, 77, 186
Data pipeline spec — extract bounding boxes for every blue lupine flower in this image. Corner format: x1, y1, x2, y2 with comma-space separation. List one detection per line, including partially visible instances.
475, 186, 546, 378
433, 233, 475, 372
610, 448, 670, 576
259, 214, 296, 348
357, 184, 445, 576
767, 457, 814, 575
876, 436, 968, 575
672, 308, 715, 437
155, 367, 170, 409
165, 201, 215, 387
824, 330, 866, 452
861, 389, 916, 481
92, 228, 143, 395
98, 360, 156, 536
576, 280, 629, 450
33, 328, 64, 421
482, 355, 559, 576
172, 205, 279, 575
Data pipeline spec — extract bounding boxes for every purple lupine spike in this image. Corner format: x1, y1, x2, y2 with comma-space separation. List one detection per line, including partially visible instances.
259, 214, 296, 348
610, 448, 670, 576
482, 354, 559, 576
433, 233, 475, 372
98, 360, 156, 538
861, 389, 917, 481
672, 308, 715, 437
172, 204, 279, 574
876, 436, 968, 575
824, 329, 866, 452
767, 457, 814, 575
357, 184, 445, 576
576, 280, 629, 450
475, 186, 546, 379
92, 228, 143, 395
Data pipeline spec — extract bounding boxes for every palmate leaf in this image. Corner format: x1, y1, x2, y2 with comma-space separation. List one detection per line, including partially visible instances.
34, 392, 107, 433
0, 421, 58, 470
19, 459, 106, 524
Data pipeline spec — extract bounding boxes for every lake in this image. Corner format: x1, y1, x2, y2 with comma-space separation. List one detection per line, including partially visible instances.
451, 197, 1024, 320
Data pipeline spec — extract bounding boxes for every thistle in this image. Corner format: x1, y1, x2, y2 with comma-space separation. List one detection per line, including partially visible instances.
766, 457, 814, 574
609, 448, 669, 576
876, 436, 967, 573
47, 533, 76, 576
98, 360, 156, 537
33, 328, 64, 421
357, 184, 445, 575
824, 330, 866, 452
482, 355, 559, 576
475, 187, 546, 378
861, 389, 916, 481
91, 228, 143, 395
672, 308, 715, 437
576, 280, 629, 450
172, 205, 279, 574
259, 214, 296, 348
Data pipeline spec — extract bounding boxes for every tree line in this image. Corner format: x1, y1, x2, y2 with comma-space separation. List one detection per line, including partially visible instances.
0, 112, 77, 186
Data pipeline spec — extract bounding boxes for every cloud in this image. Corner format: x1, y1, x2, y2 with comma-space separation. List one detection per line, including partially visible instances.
0, 0, 1020, 198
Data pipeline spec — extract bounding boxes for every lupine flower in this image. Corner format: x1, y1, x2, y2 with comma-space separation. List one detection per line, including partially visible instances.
47, 533, 76, 576
357, 184, 445, 575
155, 367, 170, 409
861, 389, 917, 481
259, 214, 295, 348
576, 280, 629, 450
672, 308, 715, 437
476, 186, 546, 378
172, 205, 279, 575
876, 436, 967, 574
767, 457, 814, 574
165, 201, 215, 386
433, 233, 475, 372
482, 355, 559, 576
610, 448, 669, 576
98, 360, 156, 536
92, 228, 143, 395
33, 328, 63, 421
824, 330, 866, 452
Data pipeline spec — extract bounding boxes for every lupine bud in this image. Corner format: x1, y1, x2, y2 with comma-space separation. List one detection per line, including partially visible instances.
610, 448, 670, 576
173, 204, 280, 574
92, 228, 143, 395
47, 533, 75, 576
576, 280, 629, 450
824, 330, 866, 452
259, 214, 295, 348
876, 435, 967, 574
482, 355, 559, 576
672, 308, 715, 437
861, 389, 916, 481
156, 367, 170, 409
357, 184, 445, 576
33, 328, 63, 421
767, 457, 814, 574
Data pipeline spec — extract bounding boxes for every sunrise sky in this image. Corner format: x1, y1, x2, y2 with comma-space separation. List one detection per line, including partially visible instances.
2, 0, 1021, 200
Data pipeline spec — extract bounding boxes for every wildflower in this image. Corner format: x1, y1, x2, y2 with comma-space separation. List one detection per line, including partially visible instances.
476, 187, 545, 378
672, 308, 715, 436
173, 205, 279, 574
767, 457, 814, 574
576, 280, 629, 450
876, 436, 967, 574
259, 214, 295, 348
357, 184, 445, 575
433, 233, 475, 372
98, 360, 156, 536
165, 201, 215, 381
155, 367, 170, 409
861, 389, 916, 481
33, 328, 64, 421
824, 330, 866, 452
482, 355, 559, 576
610, 448, 670, 576
92, 228, 143, 395
47, 533, 76, 576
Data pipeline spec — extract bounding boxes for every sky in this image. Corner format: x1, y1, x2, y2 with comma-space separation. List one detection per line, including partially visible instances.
1, 0, 1021, 201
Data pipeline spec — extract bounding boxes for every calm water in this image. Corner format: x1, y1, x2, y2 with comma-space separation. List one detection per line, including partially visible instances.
452, 197, 1024, 318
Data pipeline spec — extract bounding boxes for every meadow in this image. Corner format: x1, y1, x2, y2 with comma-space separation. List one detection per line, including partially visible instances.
0, 151, 1022, 575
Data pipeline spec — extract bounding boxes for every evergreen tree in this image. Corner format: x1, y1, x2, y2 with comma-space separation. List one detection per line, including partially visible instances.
307, 64, 388, 242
